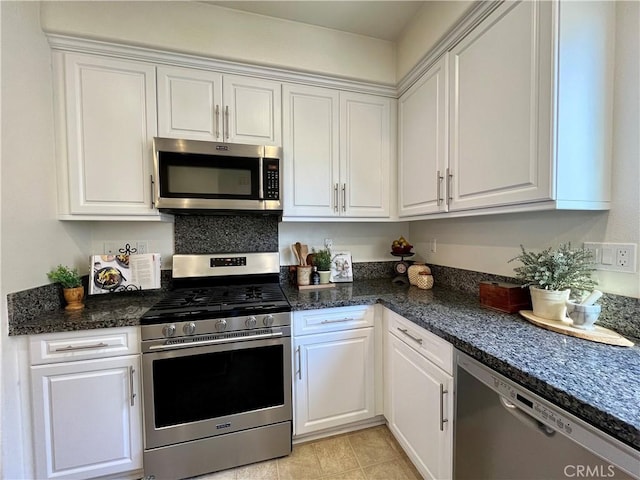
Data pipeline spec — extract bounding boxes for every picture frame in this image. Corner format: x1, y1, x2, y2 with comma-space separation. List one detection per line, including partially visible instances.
330, 251, 353, 283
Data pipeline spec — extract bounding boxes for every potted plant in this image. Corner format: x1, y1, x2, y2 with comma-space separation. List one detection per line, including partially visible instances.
313, 248, 333, 284
509, 244, 596, 321
47, 264, 85, 311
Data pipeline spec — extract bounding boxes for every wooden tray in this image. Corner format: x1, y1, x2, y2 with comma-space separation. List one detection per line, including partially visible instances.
298, 283, 336, 291
519, 311, 634, 347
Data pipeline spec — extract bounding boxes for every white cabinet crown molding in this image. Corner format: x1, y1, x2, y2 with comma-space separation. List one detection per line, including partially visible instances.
46, 34, 396, 98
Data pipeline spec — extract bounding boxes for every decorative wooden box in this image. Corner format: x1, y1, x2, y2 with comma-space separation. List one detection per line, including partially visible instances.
479, 281, 532, 313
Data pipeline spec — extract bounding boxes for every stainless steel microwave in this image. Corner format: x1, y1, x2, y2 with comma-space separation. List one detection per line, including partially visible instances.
152, 137, 282, 214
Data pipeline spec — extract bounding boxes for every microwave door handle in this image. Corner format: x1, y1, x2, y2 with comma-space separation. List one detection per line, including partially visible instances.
258, 157, 264, 200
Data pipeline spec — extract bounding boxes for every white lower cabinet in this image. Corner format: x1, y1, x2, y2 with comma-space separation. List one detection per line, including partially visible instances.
29, 328, 143, 480
292, 306, 378, 436
383, 308, 454, 480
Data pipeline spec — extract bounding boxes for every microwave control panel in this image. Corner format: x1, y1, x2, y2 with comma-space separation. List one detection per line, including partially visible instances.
263, 159, 280, 200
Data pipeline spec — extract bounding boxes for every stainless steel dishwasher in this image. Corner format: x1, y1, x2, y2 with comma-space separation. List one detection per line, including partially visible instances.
454, 352, 639, 479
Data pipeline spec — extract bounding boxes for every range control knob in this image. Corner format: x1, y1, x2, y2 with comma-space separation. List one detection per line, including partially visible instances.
182, 322, 196, 335
162, 324, 176, 338
263, 314, 274, 327
215, 319, 227, 332
245, 316, 257, 329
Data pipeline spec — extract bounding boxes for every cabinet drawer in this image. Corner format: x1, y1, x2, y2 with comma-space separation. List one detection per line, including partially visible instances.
385, 309, 453, 375
30, 327, 140, 365
293, 305, 375, 336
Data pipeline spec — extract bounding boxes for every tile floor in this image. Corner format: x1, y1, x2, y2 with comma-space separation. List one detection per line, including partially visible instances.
194, 425, 422, 480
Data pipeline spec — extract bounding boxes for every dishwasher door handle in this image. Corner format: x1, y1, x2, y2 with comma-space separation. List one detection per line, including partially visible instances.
499, 395, 555, 437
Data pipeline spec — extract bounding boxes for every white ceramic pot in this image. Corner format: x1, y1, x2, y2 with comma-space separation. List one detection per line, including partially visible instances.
529, 286, 570, 321
318, 270, 331, 284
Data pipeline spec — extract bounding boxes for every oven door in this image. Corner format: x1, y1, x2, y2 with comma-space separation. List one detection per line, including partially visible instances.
142, 335, 292, 450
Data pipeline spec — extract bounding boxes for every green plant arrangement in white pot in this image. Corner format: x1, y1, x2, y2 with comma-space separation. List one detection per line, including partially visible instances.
47, 264, 85, 311
509, 244, 597, 321
312, 248, 333, 284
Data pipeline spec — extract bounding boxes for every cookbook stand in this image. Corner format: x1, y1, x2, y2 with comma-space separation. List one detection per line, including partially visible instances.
391, 252, 414, 284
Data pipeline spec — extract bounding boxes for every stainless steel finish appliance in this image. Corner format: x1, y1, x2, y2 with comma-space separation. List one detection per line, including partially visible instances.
455, 351, 639, 479
141, 253, 292, 480
153, 137, 282, 213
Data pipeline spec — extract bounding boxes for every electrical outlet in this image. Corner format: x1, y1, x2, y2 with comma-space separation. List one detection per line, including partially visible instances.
324, 238, 333, 250
104, 242, 119, 255
583, 242, 637, 273
136, 241, 148, 254
430, 238, 437, 253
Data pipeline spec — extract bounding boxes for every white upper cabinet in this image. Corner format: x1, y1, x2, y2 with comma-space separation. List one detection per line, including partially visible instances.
340, 92, 393, 218
398, 56, 448, 217
398, 0, 614, 218
158, 66, 281, 146
448, 0, 553, 211
222, 75, 282, 146
283, 84, 394, 219
157, 66, 223, 141
55, 52, 161, 219
283, 84, 340, 217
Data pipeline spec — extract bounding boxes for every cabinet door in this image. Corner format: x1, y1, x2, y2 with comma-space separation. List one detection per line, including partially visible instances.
339, 92, 393, 218
157, 66, 223, 141
448, 0, 552, 211
31, 355, 142, 480
398, 56, 448, 217
283, 84, 340, 217
294, 327, 375, 435
63, 53, 158, 216
386, 334, 453, 480
222, 75, 282, 145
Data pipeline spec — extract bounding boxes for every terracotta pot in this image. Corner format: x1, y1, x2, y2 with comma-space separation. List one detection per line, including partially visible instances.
63, 286, 85, 311
529, 286, 570, 321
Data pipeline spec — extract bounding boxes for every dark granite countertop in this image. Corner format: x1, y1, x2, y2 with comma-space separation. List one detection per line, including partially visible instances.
7, 290, 164, 336
283, 279, 640, 452
10, 279, 639, 453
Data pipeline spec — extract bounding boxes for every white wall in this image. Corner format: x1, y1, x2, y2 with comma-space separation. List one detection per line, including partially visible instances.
407, 2, 640, 298
279, 222, 410, 266
396, 0, 473, 81
40, 0, 396, 85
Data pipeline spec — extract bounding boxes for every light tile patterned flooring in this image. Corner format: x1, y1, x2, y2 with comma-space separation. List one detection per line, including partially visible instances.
195, 425, 422, 480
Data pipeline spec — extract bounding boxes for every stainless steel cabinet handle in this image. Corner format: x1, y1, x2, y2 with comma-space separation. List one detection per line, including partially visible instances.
150, 175, 155, 208
437, 170, 444, 206
224, 105, 230, 140
342, 184, 346, 212
334, 184, 339, 212
54, 342, 108, 352
296, 346, 302, 380
397, 327, 423, 345
215, 104, 220, 139
129, 366, 136, 407
446, 167, 453, 205
440, 384, 449, 431
321, 317, 355, 324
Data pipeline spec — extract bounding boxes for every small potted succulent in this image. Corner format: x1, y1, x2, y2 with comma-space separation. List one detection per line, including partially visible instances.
313, 248, 333, 284
47, 264, 85, 311
509, 243, 597, 321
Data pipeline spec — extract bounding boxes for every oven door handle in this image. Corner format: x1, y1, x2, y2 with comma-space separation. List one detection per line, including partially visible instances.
145, 331, 284, 351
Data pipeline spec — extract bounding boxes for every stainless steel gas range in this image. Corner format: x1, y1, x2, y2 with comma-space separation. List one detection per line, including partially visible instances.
140, 252, 292, 480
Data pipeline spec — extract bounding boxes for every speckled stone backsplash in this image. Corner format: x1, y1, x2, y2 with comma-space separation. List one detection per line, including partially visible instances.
174, 214, 279, 254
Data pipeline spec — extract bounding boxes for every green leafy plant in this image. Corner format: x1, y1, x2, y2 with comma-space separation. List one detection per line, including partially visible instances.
313, 248, 332, 271
508, 243, 597, 295
47, 264, 82, 289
